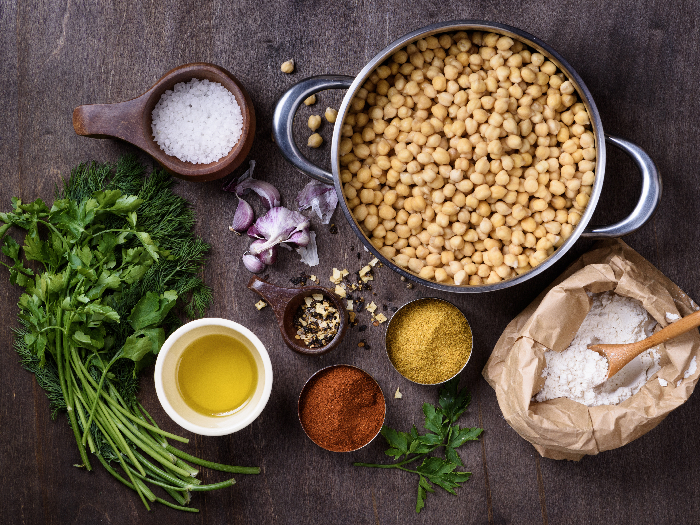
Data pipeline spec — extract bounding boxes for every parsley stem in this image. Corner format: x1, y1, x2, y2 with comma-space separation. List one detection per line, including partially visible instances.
165, 445, 261, 475
354, 447, 440, 469
55, 307, 91, 470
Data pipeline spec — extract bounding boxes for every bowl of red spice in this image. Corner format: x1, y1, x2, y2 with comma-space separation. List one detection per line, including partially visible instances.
298, 365, 386, 452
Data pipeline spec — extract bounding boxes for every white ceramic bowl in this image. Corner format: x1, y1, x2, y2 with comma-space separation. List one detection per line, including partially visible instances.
154, 318, 273, 436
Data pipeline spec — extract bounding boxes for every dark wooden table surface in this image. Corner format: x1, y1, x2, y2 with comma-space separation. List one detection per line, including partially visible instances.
2, 1, 699, 524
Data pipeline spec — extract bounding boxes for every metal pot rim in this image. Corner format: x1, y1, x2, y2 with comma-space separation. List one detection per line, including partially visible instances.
330, 20, 606, 293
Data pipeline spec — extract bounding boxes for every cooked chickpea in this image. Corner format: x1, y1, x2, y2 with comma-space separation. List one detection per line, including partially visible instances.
324, 107, 338, 123
308, 115, 322, 131
307, 133, 323, 148
341, 30, 595, 286
280, 59, 295, 73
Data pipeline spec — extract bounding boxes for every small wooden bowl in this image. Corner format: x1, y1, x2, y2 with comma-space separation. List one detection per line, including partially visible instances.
73, 62, 256, 182
247, 276, 348, 356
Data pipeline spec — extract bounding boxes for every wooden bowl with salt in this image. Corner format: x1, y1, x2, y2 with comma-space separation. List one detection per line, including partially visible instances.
73, 62, 256, 182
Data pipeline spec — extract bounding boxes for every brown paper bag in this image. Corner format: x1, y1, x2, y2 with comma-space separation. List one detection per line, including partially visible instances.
483, 239, 700, 460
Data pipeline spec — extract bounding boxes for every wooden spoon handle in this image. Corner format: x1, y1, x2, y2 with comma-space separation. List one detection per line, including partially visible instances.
626, 309, 700, 355
73, 96, 150, 150
247, 276, 301, 319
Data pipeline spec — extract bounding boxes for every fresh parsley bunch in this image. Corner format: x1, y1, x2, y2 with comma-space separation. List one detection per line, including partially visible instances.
0, 157, 257, 512
355, 378, 483, 513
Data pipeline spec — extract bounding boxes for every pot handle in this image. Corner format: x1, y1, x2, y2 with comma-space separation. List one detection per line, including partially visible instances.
273, 75, 354, 184
582, 135, 662, 238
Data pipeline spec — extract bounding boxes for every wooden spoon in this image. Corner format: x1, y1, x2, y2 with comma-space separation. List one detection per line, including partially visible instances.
589, 309, 700, 379
73, 62, 256, 182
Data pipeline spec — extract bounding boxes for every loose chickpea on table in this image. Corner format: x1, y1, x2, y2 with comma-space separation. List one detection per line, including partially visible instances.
339, 31, 596, 286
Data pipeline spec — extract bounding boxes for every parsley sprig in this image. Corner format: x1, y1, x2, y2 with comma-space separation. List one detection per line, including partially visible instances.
354, 378, 483, 513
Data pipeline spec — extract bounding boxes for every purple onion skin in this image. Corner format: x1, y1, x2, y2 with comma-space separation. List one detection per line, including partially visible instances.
286, 228, 310, 247
246, 207, 310, 254
250, 240, 278, 265
230, 197, 255, 235
236, 179, 281, 210
296, 180, 338, 224
242, 253, 266, 273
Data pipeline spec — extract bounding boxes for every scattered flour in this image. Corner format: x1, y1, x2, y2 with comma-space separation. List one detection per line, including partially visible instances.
151, 78, 243, 164
665, 312, 681, 323
535, 292, 661, 406
677, 356, 697, 386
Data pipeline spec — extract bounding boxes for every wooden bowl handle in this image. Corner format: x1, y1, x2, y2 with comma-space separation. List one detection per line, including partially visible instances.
73, 96, 150, 150
247, 276, 301, 320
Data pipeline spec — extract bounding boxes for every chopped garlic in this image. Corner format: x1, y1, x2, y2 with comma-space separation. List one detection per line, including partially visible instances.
304, 296, 313, 306
255, 300, 267, 310
359, 265, 371, 277
335, 285, 346, 298
312, 293, 324, 301
394, 387, 402, 399
369, 257, 379, 267
310, 275, 317, 282
375, 313, 387, 323
346, 300, 354, 311
331, 268, 342, 284
366, 301, 377, 313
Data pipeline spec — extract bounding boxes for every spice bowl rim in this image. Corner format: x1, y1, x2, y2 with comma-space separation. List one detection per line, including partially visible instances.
154, 317, 273, 436
297, 364, 386, 452
385, 297, 473, 386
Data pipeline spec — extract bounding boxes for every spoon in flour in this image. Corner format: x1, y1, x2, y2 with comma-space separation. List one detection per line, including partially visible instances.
589, 309, 700, 379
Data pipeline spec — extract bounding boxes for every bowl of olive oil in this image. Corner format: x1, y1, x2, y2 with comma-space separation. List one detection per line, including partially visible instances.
155, 318, 273, 435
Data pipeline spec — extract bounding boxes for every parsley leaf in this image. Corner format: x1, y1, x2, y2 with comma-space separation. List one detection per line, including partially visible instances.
354, 377, 483, 513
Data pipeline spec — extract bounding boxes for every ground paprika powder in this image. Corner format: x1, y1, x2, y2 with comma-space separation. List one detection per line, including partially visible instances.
298, 365, 385, 452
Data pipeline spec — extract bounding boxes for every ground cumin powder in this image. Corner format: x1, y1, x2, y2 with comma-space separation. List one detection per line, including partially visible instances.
386, 298, 472, 384
298, 365, 385, 452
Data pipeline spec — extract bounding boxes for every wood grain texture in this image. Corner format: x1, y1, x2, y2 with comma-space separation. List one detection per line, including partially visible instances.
1, 0, 699, 524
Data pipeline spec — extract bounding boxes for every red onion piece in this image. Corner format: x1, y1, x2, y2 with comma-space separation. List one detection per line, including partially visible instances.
229, 197, 255, 235
242, 252, 266, 273
247, 207, 310, 255
250, 240, 278, 265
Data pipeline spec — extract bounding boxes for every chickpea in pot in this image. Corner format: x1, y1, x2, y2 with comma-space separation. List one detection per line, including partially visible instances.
340, 30, 596, 286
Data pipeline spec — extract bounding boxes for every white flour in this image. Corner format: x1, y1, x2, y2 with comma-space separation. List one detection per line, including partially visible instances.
535, 292, 661, 406
677, 356, 697, 386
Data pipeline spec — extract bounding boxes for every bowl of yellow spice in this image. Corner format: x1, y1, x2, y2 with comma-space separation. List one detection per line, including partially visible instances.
385, 298, 473, 384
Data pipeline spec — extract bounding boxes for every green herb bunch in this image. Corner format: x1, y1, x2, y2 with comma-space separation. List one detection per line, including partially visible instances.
354, 378, 483, 513
0, 157, 258, 512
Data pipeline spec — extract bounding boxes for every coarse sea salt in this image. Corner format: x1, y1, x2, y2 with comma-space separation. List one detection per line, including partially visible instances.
535, 292, 661, 407
151, 78, 243, 164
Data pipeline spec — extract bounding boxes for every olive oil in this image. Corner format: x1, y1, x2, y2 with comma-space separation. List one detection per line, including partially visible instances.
176, 334, 258, 417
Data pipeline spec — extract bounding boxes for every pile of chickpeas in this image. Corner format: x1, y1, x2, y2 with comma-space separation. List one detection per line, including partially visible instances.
340, 31, 596, 286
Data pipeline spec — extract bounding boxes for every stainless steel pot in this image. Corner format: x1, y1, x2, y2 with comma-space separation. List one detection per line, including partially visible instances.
273, 20, 661, 293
